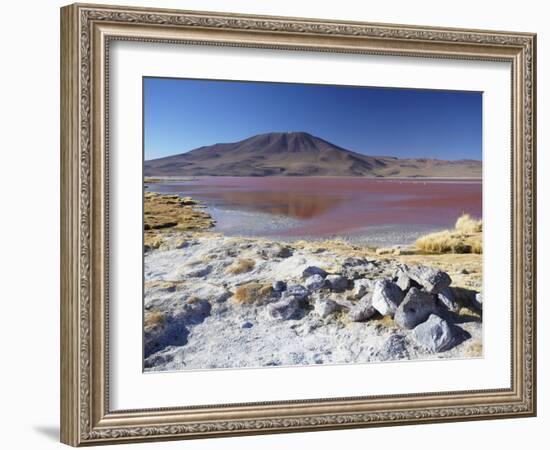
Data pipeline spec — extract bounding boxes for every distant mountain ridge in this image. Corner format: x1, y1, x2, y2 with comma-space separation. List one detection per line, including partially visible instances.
144, 131, 481, 178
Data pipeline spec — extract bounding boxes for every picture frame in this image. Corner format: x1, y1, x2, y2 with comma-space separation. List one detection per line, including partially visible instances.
60, 2, 537, 446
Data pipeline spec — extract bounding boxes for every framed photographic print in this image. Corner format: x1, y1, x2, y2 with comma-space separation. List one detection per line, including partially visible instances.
60, 3, 537, 446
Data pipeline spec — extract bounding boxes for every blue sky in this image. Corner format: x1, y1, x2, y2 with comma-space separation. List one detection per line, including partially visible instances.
144, 77, 482, 161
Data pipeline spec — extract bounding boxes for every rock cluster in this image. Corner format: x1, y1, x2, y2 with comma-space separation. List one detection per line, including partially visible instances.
237, 260, 478, 353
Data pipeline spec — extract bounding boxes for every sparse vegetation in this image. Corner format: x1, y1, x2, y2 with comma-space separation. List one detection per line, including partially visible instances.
415, 213, 482, 254
144, 232, 165, 251
144, 310, 165, 329
455, 213, 482, 234
232, 282, 273, 305
143, 192, 214, 235
226, 258, 256, 274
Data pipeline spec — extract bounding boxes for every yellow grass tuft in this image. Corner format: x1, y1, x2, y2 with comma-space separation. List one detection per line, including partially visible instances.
144, 310, 165, 329
469, 237, 483, 254
232, 282, 273, 305
226, 258, 256, 274
455, 213, 482, 234
415, 230, 471, 254
415, 214, 482, 254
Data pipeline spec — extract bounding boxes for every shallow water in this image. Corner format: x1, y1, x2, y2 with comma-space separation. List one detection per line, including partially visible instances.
147, 177, 482, 246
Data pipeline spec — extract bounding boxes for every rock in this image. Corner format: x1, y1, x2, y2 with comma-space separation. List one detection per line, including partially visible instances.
375, 334, 410, 361
341, 264, 376, 280
437, 287, 460, 313
412, 314, 456, 352
348, 293, 377, 322
394, 287, 437, 329
314, 298, 341, 318
460, 268, 470, 274
371, 279, 404, 316
343, 256, 368, 266
286, 284, 309, 301
326, 274, 348, 292
351, 279, 372, 299
405, 265, 452, 294
241, 321, 253, 329
261, 244, 293, 259
272, 280, 287, 292
186, 265, 212, 278
305, 274, 326, 291
395, 270, 421, 292
265, 295, 302, 320
302, 266, 327, 278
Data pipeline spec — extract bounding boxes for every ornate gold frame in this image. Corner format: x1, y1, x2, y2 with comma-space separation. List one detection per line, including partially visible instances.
60, 3, 536, 446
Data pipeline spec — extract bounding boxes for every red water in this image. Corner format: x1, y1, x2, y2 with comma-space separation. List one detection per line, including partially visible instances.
151, 177, 482, 238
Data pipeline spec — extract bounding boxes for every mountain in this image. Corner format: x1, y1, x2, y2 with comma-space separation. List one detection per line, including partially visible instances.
144, 131, 481, 178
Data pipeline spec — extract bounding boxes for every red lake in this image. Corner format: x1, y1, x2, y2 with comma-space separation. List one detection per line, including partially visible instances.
148, 177, 482, 246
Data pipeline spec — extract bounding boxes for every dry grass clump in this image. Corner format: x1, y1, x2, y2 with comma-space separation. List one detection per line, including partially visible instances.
144, 232, 165, 251
415, 214, 482, 254
416, 230, 472, 254
144, 310, 165, 329
144, 192, 214, 232
232, 282, 273, 305
469, 238, 482, 254
226, 258, 256, 274
455, 213, 482, 234
144, 280, 179, 293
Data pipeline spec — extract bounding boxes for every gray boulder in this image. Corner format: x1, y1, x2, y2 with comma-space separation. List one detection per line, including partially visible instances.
375, 334, 410, 361
341, 258, 376, 280
394, 287, 437, 329
341, 264, 377, 280
412, 314, 456, 352
395, 269, 421, 292
348, 292, 377, 322
343, 256, 368, 266
314, 298, 341, 318
272, 280, 287, 292
405, 265, 452, 294
437, 287, 460, 313
305, 274, 326, 291
265, 295, 302, 320
302, 266, 327, 278
372, 279, 404, 316
286, 284, 309, 301
326, 274, 349, 292
351, 279, 372, 299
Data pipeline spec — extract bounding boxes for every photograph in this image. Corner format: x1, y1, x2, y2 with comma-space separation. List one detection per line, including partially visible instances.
142, 78, 484, 372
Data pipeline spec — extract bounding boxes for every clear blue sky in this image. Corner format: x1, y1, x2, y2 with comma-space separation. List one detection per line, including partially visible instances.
144, 77, 482, 161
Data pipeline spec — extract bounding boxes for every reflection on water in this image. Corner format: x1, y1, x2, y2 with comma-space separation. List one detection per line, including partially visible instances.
148, 177, 482, 243
198, 190, 346, 219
